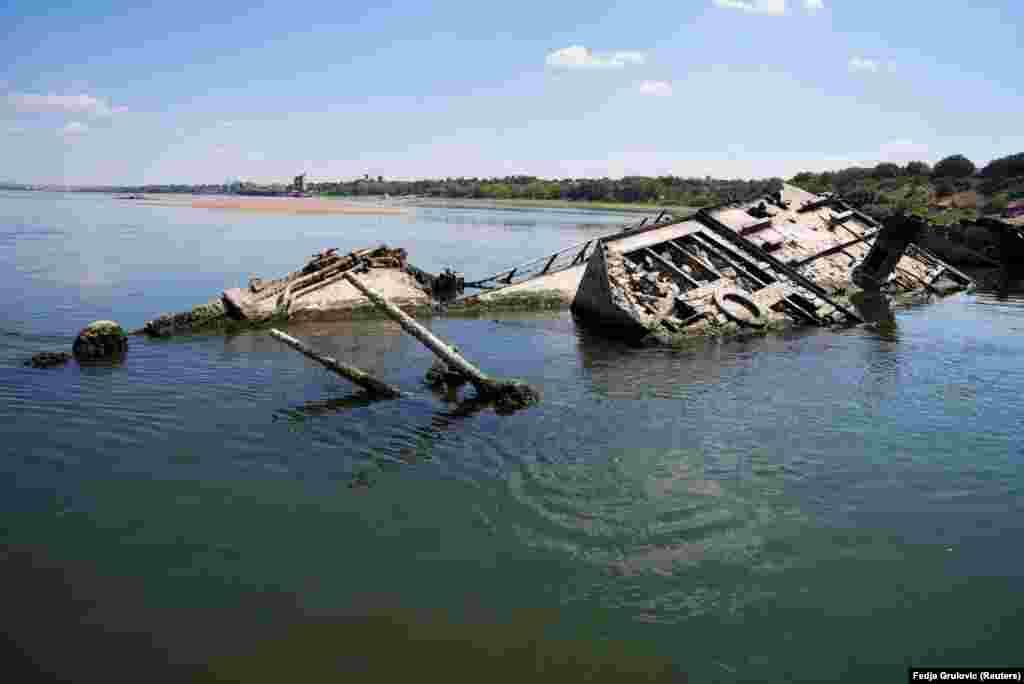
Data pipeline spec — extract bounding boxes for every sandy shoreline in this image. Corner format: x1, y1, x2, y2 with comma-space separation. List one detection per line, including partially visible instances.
122, 195, 405, 215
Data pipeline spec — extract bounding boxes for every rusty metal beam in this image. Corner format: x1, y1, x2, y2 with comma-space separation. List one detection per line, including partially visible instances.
665, 240, 720, 281
697, 210, 863, 324
642, 248, 701, 289
790, 230, 879, 269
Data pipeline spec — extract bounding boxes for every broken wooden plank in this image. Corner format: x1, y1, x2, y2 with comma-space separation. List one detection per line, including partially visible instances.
289, 262, 360, 301
269, 329, 402, 398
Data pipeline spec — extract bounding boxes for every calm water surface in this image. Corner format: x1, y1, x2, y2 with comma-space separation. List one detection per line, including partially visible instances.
2, 191, 1022, 682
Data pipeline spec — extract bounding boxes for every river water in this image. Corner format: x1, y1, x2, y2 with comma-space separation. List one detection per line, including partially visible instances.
2, 191, 1022, 682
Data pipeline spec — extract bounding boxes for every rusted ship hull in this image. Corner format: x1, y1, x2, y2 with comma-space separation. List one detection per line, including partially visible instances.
571, 184, 973, 344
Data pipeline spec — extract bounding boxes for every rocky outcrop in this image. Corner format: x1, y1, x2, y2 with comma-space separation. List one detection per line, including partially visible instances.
25, 351, 72, 368
139, 298, 228, 337
73, 320, 128, 360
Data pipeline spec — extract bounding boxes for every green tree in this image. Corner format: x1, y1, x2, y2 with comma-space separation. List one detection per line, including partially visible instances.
933, 154, 976, 178
872, 162, 902, 178
904, 160, 931, 176
979, 152, 1024, 179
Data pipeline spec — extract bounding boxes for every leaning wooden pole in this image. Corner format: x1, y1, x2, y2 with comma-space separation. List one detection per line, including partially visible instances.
269, 328, 402, 398
342, 271, 539, 410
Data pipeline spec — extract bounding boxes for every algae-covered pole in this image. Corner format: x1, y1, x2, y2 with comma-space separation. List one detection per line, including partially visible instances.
342, 271, 540, 411
269, 328, 402, 398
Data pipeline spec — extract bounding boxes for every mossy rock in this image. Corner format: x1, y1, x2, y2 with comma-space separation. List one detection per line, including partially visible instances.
73, 320, 128, 360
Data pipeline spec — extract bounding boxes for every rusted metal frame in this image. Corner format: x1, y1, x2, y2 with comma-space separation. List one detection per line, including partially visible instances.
894, 265, 938, 292
570, 240, 593, 266
686, 233, 821, 324
906, 243, 978, 283
686, 232, 774, 287
663, 309, 709, 332
541, 253, 560, 275
464, 238, 594, 288
697, 211, 864, 324
678, 310, 708, 327
790, 230, 879, 269
797, 197, 836, 214
666, 239, 720, 279
641, 248, 702, 289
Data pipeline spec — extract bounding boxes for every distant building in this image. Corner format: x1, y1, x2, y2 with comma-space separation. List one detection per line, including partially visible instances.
293, 173, 306, 193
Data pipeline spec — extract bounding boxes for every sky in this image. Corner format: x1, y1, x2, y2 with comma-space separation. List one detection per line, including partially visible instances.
1, 0, 1022, 185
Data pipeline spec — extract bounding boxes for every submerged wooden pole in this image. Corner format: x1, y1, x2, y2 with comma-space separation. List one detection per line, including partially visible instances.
269, 328, 402, 398
342, 271, 539, 411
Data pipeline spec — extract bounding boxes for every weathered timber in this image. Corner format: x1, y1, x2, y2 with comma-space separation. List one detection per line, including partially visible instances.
894, 265, 935, 291
253, 247, 378, 303
342, 272, 539, 411
287, 262, 358, 301
269, 328, 402, 398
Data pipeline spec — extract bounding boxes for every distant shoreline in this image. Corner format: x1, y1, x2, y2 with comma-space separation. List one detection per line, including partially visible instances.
110, 192, 681, 216
401, 197, 690, 214
1, 188, 690, 216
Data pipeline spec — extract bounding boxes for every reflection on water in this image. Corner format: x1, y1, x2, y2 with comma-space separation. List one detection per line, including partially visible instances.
4, 192, 1024, 681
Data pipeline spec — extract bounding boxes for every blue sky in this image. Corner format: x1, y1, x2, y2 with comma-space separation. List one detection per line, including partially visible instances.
1, 0, 1021, 185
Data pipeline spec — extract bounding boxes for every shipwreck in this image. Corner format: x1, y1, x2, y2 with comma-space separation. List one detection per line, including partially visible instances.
136, 245, 443, 337
135, 184, 974, 344
568, 184, 973, 344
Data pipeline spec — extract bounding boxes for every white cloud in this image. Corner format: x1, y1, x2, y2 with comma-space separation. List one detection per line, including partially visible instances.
848, 57, 879, 73
639, 80, 673, 97
803, 0, 824, 10
9, 93, 126, 117
713, 0, 787, 15
217, 120, 236, 128
60, 121, 89, 138
545, 46, 646, 70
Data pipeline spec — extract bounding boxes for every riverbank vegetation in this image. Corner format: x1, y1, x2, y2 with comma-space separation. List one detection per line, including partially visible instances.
789, 152, 1024, 226
16, 151, 1024, 229
316, 175, 784, 207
